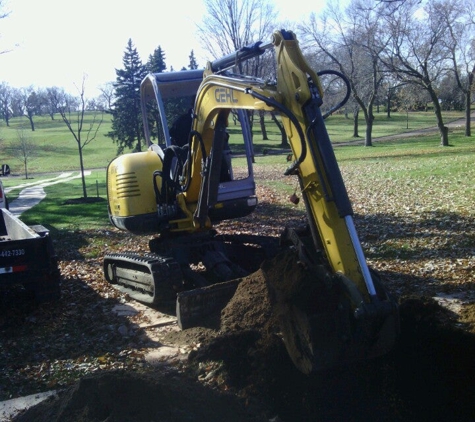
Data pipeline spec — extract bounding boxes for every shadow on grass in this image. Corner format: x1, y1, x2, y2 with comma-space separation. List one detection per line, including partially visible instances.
354, 210, 475, 261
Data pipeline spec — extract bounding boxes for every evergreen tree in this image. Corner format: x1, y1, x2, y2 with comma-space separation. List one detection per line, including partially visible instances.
108, 39, 147, 153
147, 46, 167, 73
188, 50, 199, 70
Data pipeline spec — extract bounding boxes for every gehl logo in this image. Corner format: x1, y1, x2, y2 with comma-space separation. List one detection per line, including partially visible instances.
215, 88, 238, 103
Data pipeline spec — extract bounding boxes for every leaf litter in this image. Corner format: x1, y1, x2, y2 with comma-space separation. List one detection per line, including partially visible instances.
2, 157, 475, 421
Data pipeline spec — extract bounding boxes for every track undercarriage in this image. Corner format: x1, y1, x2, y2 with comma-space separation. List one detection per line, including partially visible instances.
103, 231, 279, 311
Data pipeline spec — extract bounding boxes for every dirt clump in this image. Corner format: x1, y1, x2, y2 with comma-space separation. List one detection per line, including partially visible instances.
460, 302, 475, 333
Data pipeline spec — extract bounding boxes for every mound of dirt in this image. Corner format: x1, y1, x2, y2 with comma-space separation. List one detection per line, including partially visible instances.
13, 370, 266, 422
183, 251, 475, 421
12, 250, 475, 421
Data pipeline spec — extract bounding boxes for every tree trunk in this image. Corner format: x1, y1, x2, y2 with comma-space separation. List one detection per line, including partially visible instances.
387, 92, 391, 118
135, 134, 142, 152
259, 111, 268, 140
271, 112, 288, 148
365, 118, 373, 147
435, 103, 449, 146
28, 114, 35, 132
465, 74, 472, 137
78, 146, 87, 198
364, 106, 374, 147
427, 87, 449, 146
353, 110, 359, 138
135, 112, 142, 152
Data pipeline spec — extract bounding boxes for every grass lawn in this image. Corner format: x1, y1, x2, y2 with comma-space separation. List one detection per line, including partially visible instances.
9, 121, 473, 232
0, 109, 466, 177
0, 113, 117, 175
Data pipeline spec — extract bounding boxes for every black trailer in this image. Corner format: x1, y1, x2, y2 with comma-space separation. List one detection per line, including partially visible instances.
0, 208, 60, 302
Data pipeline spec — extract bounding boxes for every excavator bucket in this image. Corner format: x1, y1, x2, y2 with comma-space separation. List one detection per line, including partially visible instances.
176, 278, 241, 329
174, 245, 398, 374
261, 249, 399, 374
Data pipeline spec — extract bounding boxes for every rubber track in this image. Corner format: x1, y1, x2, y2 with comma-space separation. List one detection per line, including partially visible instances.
103, 252, 182, 305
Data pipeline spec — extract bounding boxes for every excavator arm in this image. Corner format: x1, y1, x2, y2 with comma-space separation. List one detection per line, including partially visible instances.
176, 30, 398, 372
178, 30, 375, 299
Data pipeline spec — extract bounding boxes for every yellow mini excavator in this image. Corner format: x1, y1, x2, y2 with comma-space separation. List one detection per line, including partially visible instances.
104, 30, 398, 374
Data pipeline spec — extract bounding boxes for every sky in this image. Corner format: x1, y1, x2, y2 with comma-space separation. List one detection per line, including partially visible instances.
0, 0, 327, 97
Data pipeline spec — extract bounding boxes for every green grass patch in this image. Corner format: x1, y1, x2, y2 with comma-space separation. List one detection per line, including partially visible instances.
0, 113, 118, 175
335, 131, 475, 214
18, 171, 109, 231
0, 110, 465, 175
3, 110, 473, 240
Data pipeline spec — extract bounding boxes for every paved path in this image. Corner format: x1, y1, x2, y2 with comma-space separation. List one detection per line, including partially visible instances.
6, 171, 91, 216
1, 391, 58, 421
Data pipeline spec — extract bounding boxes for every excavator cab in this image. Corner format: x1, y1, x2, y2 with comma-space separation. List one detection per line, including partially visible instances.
107, 70, 258, 235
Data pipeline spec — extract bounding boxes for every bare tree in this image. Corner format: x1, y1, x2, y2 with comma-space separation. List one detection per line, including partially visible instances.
438, 0, 475, 136
197, 0, 278, 144
98, 82, 115, 111
301, 1, 389, 146
36, 88, 51, 119
10, 88, 24, 117
380, 0, 453, 146
18, 86, 40, 131
9, 128, 38, 179
197, 0, 278, 82
198, 0, 277, 60
43, 86, 65, 120
56, 76, 103, 198
0, 82, 12, 126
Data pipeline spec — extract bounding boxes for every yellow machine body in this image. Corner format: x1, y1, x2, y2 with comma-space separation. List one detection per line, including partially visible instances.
107, 150, 163, 235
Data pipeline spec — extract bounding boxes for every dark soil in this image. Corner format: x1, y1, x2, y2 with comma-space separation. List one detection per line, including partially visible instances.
12, 370, 265, 422
13, 250, 475, 422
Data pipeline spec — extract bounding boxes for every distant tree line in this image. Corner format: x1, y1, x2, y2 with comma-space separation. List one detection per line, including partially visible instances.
108, 0, 474, 153
0, 83, 111, 131
1, 0, 473, 153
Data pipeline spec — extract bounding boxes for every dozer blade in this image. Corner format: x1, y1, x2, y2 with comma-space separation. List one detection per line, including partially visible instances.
176, 278, 242, 329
